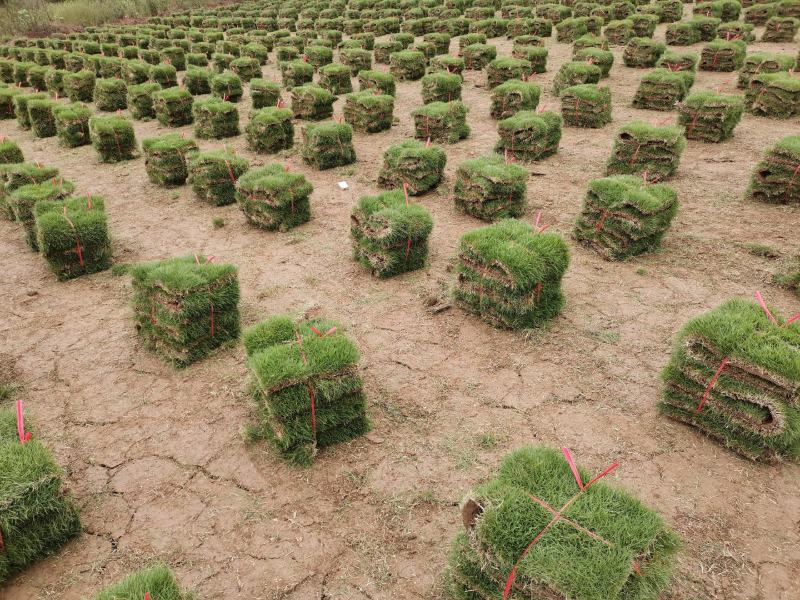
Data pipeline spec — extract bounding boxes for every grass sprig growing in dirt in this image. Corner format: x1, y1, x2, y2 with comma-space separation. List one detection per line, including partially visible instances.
378, 140, 447, 195
187, 149, 248, 206
142, 134, 198, 187
90, 565, 194, 600
34, 194, 112, 280
660, 298, 800, 461
350, 189, 434, 278
236, 163, 313, 232
0, 407, 82, 585
454, 219, 570, 329
606, 121, 686, 181
446, 445, 680, 598
130, 254, 240, 368
243, 315, 370, 466
573, 175, 679, 260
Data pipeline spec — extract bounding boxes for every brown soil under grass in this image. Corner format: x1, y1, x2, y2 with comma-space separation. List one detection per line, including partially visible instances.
0, 21, 799, 600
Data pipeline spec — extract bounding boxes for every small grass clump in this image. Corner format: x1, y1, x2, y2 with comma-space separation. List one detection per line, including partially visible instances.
250, 78, 282, 109
0, 406, 82, 585
446, 446, 680, 598
454, 219, 570, 329
127, 82, 161, 120
153, 88, 194, 127
350, 189, 434, 278
245, 107, 294, 154
236, 163, 313, 231
772, 251, 800, 295
389, 50, 427, 81
343, 90, 394, 133
89, 115, 137, 162
187, 150, 249, 206
9, 178, 75, 249
677, 91, 744, 142
606, 122, 686, 181
699, 39, 746, 71
552, 61, 602, 95
35, 195, 112, 280
495, 110, 562, 162
421, 72, 462, 104
573, 175, 679, 260
747, 134, 800, 204
490, 79, 541, 119
290, 83, 335, 121
142, 134, 198, 187
454, 154, 528, 221
318, 64, 353, 96
622, 37, 666, 68
89, 565, 193, 600
93, 77, 127, 111
301, 122, 356, 170
560, 84, 612, 128
660, 299, 800, 461
633, 68, 694, 110
192, 98, 239, 139
130, 255, 240, 368
412, 101, 470, 144
243, 315, 370, 466
377, 140, 447, 195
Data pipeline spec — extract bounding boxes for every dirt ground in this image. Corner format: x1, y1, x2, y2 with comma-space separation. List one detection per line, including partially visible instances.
1, 17, 799, 600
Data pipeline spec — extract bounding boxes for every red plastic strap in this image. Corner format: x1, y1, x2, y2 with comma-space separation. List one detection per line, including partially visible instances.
310, 326, 337, 337
224, 160, 236, 184
562, 447, 585, 490
403, 182, 410, 206
696, 357, 730, 412
535, 281, 542, 303
86, 193, 92, 209
145, 593, 150, 600
787, 313, 800, 325
0, 527, 4, 552
16, 400, 31, 444
595, 209, 609, 232
754, 291, 778, 325
628, 142, 642, 166
62, 208, 85, 268
425, 137, 431, 147
405, 237, 412, 263
276, 98, 286, 108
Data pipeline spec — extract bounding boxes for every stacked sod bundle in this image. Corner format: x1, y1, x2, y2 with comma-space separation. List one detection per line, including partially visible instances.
63, 70, 95, 102
343, 91, 394, 133
94, 78, 127, 111
0, 406, 82, 585
428, 55, 466, 79
486, 58, 533, 89
495, 111, 562, 162
184, 67, 211, 95
350, 190, 433, 278
250, 79, 281, 109
89, 116, 137, 163
699, 40, 746, 71
454, 155, 528, 221
552, 61, 602, 95
290, 83, 335, 121
561, 84, 612, 128
301, 122, 356, 170
659, 299, 800, 461
748, 73, 800, 118
27, 98, 57, 138
14, 92, 47, 130
490, 80, 541, 119
573, 47, 613, 78
90, 565, 192, 600
1, 162, 59, 222
389, 50, 426, 81
358, 70, 396, 96
0, 139, 23, 163
236, 164, 313, 232
462, 44, 498, 70
377, 140, 447, 195
9, 178, 75, 249
318, 64, 353, 95
130, 255, 240, 367
187, 150, 248, 206
53, 103, 91, 147
127, 82, 161, 120
737, 53, 795, 89
606, 122, 686, 181
243, 315, 370, 465
192, 98, 239, 139
0, 88, 22, 120
622, 38, 666, 68
142, 134, 198, 187
573, 175, 679, 260
632, 69, 693, 111
246, 108, 293, 154
454, 219, 569, 329
153, 88, 194, 126
412, 101, 470, 144
657, 51, 699, 74
421, 72, 462, 104
34, 195, 112, 280
747, 135, 800, 204
677, 91, 744, 142
762, 16, 800, 41
446, 446, 680, 599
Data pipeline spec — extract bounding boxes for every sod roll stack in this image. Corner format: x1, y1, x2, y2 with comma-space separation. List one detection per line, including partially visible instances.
0, 407, 82, 585
677, 91, 744, 142
300, 122, 356, 170
243, 315, 370, 466
573, 175, 679, 260
350, 189, 433, 278
412, 101, 470, 144
142, 134, 198, 187
245, 107, 293, 154
660, 299, 800, 461
454, 219, 569, 329
236, 164, 313, 232
747, 134, 800, 204
454, 155, 528, 222
490, 79, 541, 119
377, 140, 447, 195
9, 178, 75, 250
446, 445, 680, 599
560, 84, 612, 128
187, 150, 248, 206
748, 73, 800, 119
632, 69, 693, 110
606, 122, 686, 181
130, 255, 240, 367
343, 91, 394, 133
495, 110, 562, 162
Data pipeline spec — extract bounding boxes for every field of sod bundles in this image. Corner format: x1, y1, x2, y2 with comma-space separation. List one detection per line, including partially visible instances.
243, 315, 371, 466
90, 565, 193, 600
378, 140, 447, 195
606, 122, 686, 182
350, 189, 433, 278
454, 219, 569, 329
573, 175, 679, 260
445, 446, 680, 600
130, 255, 240, 367
748, 135, 800, 205
0, 406, 81, 585
660, 299, 800, 462
236, 164, 313, 232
